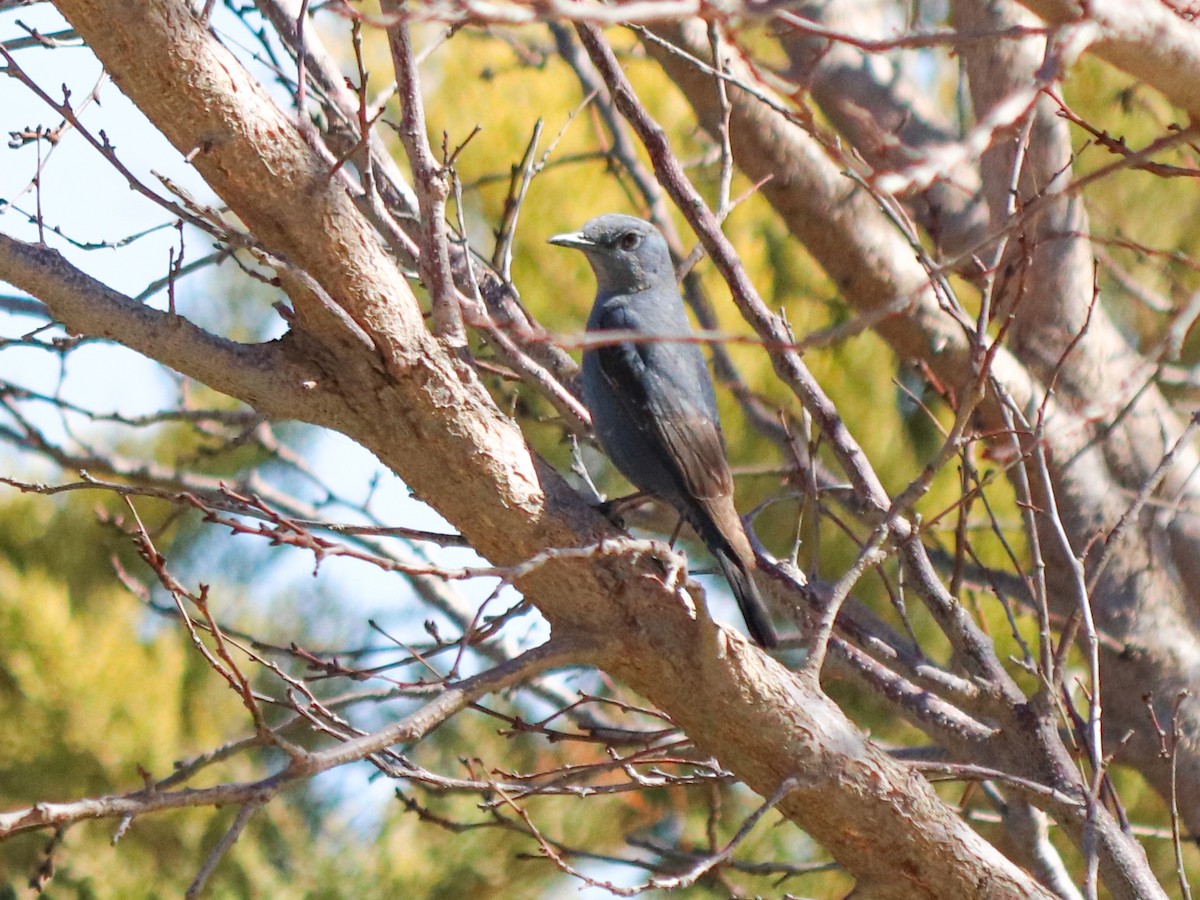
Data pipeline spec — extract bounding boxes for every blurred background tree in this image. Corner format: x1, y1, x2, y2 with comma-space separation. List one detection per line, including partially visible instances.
1, 0, 1198, 897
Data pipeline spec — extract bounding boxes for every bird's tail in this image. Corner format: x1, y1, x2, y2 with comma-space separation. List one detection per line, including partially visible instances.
712, 545, 779, 649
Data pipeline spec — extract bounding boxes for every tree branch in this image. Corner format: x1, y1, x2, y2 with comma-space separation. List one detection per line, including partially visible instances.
0, 234, 308, 416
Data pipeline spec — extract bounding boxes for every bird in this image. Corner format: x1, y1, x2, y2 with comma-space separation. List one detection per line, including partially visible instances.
549, 214, 779, 648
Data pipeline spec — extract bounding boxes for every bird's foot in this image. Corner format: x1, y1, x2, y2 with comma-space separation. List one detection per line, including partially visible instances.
595, 492, 652, 529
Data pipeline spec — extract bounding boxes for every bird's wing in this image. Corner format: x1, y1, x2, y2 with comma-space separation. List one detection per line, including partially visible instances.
592, 320, 734, 505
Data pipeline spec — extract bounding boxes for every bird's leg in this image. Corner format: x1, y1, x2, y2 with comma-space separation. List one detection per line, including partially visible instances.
668, 514, 686, 547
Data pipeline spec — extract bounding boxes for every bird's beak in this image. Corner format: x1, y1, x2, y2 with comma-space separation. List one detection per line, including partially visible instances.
547, 231, 594, 250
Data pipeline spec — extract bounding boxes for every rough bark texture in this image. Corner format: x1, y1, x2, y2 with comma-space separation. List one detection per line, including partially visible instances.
0, 0, 1065, 895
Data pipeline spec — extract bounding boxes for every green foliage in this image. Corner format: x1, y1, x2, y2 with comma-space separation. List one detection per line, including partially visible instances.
0, 516, 281, 896
6, 10, 1198, 898
0, 493, 418, 897
1063, 57, 1200, 360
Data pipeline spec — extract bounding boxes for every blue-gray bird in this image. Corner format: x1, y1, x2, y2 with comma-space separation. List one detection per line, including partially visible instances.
549, 214, 779, 648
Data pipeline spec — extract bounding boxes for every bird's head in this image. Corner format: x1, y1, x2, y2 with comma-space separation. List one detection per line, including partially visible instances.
549, 214, 674, 295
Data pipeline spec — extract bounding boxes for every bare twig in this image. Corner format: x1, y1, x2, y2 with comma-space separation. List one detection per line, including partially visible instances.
383, 1, 465, 347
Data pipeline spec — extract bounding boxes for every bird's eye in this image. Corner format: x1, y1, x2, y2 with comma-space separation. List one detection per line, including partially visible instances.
617, 231, 642, 251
